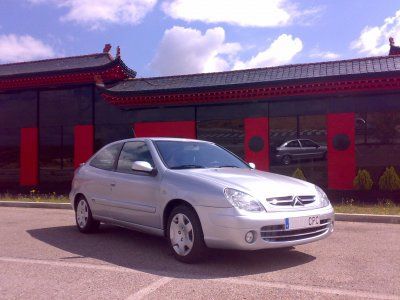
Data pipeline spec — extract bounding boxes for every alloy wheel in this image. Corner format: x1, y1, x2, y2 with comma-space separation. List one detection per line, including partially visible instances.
76, 199, 89, 228
169, 213, 194, 256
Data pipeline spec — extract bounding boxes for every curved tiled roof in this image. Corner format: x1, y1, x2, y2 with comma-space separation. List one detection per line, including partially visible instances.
105, 55, 400, 94
0, 53, 136, 78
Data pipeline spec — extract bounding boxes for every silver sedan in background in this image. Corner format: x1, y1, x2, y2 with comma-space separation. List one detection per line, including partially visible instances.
70, 138, 334, 263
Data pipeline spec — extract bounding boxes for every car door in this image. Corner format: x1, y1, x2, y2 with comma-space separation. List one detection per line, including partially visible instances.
83, 142, 123, 218
299, 139, 319, 159
108, 141, 161, 228
285, 140, 302, 158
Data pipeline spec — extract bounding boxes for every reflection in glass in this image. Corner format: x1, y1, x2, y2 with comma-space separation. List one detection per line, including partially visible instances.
39, 126, 74, 190
269, 115, 327, 188
196, 119, 244, 158
356, 111, 400, 184
0, 128, 20, 189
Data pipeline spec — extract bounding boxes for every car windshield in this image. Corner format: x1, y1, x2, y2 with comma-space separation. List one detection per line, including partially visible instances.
154, 141, 250, 169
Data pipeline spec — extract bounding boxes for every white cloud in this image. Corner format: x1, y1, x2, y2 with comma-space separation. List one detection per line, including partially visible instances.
0, 34, 55, 63
150, 26, 241, 75
309, 49, 340, 60
234, 34, 302, 69
29, 0, 156, 29
161, 0, 319, 27
351, 10, 400, 56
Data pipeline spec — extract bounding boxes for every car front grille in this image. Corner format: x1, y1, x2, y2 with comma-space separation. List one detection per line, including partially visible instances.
265, 195, 316, 206
260, 219, 331, 242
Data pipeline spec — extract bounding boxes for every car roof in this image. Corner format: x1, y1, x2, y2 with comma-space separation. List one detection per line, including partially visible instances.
113, 137, 211, 143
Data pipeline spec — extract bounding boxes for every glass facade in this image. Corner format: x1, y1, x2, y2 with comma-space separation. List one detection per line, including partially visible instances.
356, 111, 400, 185
39, 87, 92, 190
269, 115, 327, 188
0, 91, 36, 191
197, 119, 244, 158
0, 82, 399, 194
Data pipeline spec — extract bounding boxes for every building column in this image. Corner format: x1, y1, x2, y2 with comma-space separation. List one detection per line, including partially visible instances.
327, 113, 356, 190
133, 121, 196, 138
74, 125, 94, 168
20, 127, 39, 186
244, 117, 269, 171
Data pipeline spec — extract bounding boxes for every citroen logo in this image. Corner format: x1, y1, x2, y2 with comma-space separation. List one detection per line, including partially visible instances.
292, 196, 304, 206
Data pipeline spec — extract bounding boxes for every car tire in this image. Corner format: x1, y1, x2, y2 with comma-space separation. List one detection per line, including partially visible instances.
282, 155, 292, 165
75, 196, 100, 233
167, 205, 207, 263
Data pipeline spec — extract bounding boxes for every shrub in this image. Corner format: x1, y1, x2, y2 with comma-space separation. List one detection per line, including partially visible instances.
353, 169, 373, 190
378, 166, 400, 191
292, 168, 307, 181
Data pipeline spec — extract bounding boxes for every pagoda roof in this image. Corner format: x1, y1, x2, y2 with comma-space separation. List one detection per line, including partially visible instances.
104, 54, 400, 95
0, 53, 136, 79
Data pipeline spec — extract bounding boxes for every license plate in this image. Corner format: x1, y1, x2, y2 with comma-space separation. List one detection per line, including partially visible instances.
285, 215, 320, 230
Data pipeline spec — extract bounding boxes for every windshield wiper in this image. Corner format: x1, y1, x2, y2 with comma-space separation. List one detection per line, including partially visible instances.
216, 165, 240, 168
170, 164, 205, 169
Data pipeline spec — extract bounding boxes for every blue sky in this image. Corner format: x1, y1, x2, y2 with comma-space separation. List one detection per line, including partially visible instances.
0, 0, 400, 77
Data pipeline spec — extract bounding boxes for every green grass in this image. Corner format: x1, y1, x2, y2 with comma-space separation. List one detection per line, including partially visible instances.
333, 200, 400, 215
0, 192, 69, 203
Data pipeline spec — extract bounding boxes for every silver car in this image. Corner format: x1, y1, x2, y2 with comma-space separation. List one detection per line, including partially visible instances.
70, 138, 334, 263
274, 139, 327, 165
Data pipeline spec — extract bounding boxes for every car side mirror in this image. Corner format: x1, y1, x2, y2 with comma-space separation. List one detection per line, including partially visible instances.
249, 162, 256, 169
131, 161, 155, 174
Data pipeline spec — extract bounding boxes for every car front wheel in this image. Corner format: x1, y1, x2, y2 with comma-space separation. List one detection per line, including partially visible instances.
75, 197, 100, 233
167, 205, 207, 263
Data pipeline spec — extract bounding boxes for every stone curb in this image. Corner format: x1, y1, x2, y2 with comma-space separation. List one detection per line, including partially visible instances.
0, 201, 399, 224
0, 201, 71, 210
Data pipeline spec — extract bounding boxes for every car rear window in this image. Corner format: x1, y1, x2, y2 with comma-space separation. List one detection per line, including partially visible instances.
89, 143, 122, 170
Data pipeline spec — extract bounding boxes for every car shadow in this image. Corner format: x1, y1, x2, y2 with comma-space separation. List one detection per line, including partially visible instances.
27, 224, 316, 279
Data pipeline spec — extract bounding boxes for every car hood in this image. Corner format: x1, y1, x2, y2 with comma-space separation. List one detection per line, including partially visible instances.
172, 168, 316, 199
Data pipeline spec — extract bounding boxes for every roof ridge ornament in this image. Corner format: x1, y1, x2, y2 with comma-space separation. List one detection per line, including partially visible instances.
103, 43, 112, 53
116, 46, 121, 58
389, 37, 400, 56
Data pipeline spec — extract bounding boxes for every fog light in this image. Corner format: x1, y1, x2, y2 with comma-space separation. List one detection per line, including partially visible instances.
245, 231, 256, 243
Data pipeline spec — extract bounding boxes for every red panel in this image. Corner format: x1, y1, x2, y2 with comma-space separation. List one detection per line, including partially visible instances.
327, 113, 356, 190
20, 128, 38, 186
134, 121, 196, 139
244, 117, 269, 171
74, 125, 94, 168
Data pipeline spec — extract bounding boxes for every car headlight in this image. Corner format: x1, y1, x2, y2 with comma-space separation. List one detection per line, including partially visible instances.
224, 188, 264, 212
315, 186, 330, 207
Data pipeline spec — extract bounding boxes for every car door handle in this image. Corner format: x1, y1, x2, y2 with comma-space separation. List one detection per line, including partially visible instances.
110, 183, 116, 187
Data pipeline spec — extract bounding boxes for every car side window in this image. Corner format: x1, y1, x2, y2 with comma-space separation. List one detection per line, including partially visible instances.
286, 140, 300, 148
89, 143, 122, 170
116, 142, 155, 174
300, 140, 317, 147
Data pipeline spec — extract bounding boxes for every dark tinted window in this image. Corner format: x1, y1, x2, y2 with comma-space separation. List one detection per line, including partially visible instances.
196, 119, 244, 158
155, 141, 249, 169
39, 126, 74, 190
117, 142, 154, 173
300, 140, 318, 147
40, 87, 92, 126
286, 140, 300, 148
90, 143, 122, 170
0, 127, 20, 188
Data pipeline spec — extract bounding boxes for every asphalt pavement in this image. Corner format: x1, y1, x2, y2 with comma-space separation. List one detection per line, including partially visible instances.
0, 207, 399, 300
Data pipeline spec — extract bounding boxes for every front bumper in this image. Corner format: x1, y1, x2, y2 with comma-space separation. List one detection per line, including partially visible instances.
195, 205, 334, 250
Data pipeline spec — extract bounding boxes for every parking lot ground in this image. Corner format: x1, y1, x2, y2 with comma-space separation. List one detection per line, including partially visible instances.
0, 207, 399, 300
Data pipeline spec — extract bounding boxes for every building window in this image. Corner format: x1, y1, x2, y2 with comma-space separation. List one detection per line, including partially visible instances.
196, 119, 244, 158
94, 124, 133, 152
356, 111, 400, 183
39, 126, 73, 190
0, 127, 20, 189
269, 115, 327, 188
